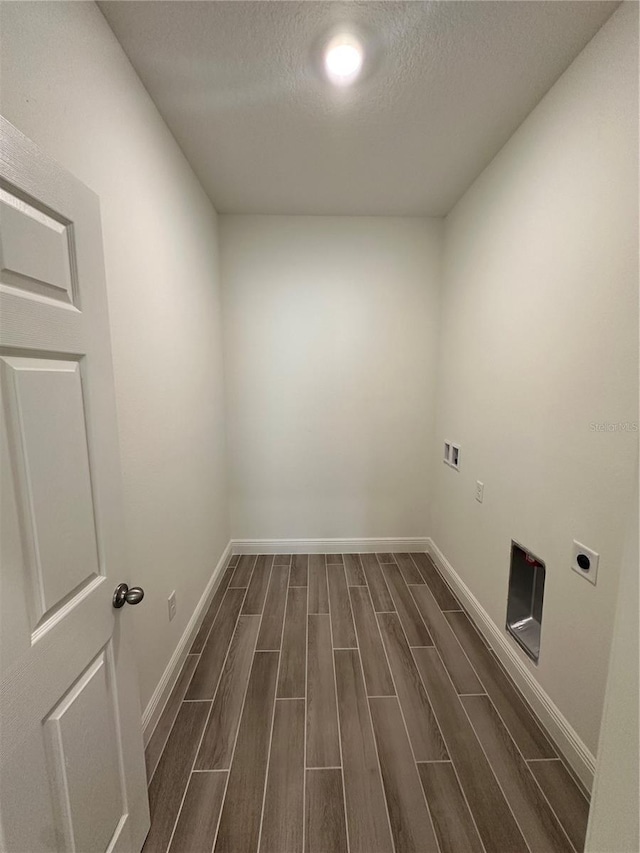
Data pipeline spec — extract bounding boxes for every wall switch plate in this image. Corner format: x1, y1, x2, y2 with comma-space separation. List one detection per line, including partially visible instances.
444, 441, 451, 465
168, 590, 177, 621
475, 480, 484, 503
571, 541, 599, 586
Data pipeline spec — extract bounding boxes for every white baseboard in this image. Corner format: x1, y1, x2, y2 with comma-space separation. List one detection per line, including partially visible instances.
427, 537, 595, 793
141, 540, 232, 745
231, 537, 429, 555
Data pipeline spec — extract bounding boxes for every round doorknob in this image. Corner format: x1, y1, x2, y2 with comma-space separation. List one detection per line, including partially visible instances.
113, 583, 145, 609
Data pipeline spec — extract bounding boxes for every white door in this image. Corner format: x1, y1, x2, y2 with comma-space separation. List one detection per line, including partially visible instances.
0, 117, 150, 852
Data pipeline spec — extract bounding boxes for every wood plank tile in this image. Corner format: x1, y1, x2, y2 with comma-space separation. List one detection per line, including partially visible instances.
305, 769, 348, 853
410, 585, 483, 694
228, 554, 240, 567
167, 771, 227, 853
349, 586, 395, 696
417, 762, 484, 853
411, 553, 459, 610
381, 564, 433, 646
242, 554, 274, 615
376, 553, 397, 564
443, 613, 490, 656
334, 650, 394, 853
277, 586, 307, 698
186, 588, 245, 700
308, 553, 329, 614
307, 615, 341, 767
327, 563, 357, 648
189, 563, 235, 654
229, 553, 256, 587
361, 553, 395, 611
144, 702, 209, 853
256, 564, 289, 651
413, 647, 527, 853
446, 611, 556, 758
195, 615, 261, 770
326, 553, 344, 564
344, 553, 366, 585
395, 553, 424, 584
529, 759, 590, 853
463, 695, 574, 853
146, 654, 198, 782
377, 613, 447, 760
214, 652, 279, 853
369, 697, 440, 853
259, 699, 305, 853
290, 553, 308, 586
273, 554, 292, 565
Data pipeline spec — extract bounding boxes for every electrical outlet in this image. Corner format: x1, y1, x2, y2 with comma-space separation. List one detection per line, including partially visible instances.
475, 481, 484, 503
571, 541, 599, 586
168, 590, 177, 621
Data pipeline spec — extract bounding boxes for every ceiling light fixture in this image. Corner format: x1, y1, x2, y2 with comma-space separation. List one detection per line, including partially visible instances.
324, 33, 364, 86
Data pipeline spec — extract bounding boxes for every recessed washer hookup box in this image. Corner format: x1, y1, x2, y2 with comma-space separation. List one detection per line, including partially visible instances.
506, 541, 545, 664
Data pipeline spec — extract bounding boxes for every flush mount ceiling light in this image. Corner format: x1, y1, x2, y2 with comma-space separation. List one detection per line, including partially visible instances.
323, 33, 364, 86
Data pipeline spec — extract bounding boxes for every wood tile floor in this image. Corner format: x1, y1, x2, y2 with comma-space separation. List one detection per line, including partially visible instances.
143, 553, 590, 853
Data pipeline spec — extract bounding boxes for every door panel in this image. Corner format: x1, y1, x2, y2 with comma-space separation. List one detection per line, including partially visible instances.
1, 356, 100, 628
0, 116, 149, 852
0, 185, 76, 304
44, 649, 123, 853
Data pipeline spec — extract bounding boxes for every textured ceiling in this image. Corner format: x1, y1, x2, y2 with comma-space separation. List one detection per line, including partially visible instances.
99, 1, 618, 216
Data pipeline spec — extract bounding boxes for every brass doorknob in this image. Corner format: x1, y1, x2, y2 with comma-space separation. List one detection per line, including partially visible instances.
113, 583, 145, 609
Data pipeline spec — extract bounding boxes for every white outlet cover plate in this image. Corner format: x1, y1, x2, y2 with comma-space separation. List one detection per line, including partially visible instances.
571, 540, 599, 586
